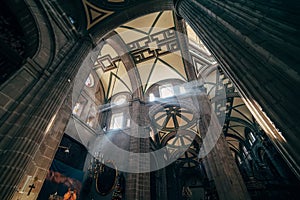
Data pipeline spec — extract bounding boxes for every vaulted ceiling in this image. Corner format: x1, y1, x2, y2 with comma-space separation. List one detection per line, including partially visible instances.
56, 0, 172, 34
76, 10, 263, 168
93, 11, 188, 101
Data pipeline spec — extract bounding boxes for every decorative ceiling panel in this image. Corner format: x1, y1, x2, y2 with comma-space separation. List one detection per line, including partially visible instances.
159, 53, 187, 80
95, 11, 189, 96
152, 11, 174, 31
82, 0, 114, 30
145, 59, 186, 92
122, 12, 160, 33
111, 62, 132, 96
136, 59, 156, 92
93, 42, 133, 100
116, 12, 180, 59
114, 27, 148, 43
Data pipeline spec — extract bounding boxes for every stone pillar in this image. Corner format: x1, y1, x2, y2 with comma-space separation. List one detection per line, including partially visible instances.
11, 91, 73, 200
155, 168, 168, 200
198, 94, 251, 199
126, 100, 151, 200
174, 14, 249, 199
205, 134, 251, 200
173, 0, 300, 177
0, 39, 92, 199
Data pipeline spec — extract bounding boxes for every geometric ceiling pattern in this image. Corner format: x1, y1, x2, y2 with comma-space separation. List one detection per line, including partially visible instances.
89, 9, 266, 169
94, 43, 131, 100
116, 11, 188, 92
82, 0, 114, 30
94, 11, 188, 101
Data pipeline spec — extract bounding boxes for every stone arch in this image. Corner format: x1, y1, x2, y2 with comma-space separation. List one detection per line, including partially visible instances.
4, 0, 59, 70
3, 0, 39, 58
0, 0, 39, 83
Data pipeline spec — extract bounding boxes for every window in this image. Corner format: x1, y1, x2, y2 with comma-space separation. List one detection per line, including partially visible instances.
149, 93, 155, 102
73, 102, 83, 116
110, 113, 124, 130
159, 84, 174, 98
86, 104, 98, 129
179, 86, 186, 94
237, 155, 242, 164
242, 146, 252, 160
72, 95, 87, 116
150, 128, 155, 141
113, 94, 127, 105
242, 146, 247, 155
248, 131, 256, 145
109, 94, 131, 130
126, 118, 130, 127
85, 73, 94, 87
87, 116, 96, 127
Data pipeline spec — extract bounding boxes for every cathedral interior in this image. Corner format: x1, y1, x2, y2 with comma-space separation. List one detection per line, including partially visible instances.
0, 0, 300, 200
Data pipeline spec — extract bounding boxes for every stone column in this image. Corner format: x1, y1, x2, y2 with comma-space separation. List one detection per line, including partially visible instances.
199, 95, 251, 199
204, 129, 251, 200
0, 39, 92, 200
155, 168, 168, 200
174, 14, 250, 199
126, 99, 151, 200
174, 0, 300, 178
11, 91, 73, 200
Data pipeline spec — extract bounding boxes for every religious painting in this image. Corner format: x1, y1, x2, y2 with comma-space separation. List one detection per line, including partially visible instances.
37, 159, 84, 200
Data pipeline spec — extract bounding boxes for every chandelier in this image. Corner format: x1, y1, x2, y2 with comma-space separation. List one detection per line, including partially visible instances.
88, 152, 105, 179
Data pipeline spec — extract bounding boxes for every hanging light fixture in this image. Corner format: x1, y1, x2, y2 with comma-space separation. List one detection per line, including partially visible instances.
88, 152, 104, 179
58, 145, 70, 153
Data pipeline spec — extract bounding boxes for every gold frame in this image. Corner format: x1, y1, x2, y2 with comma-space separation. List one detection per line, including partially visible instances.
95, 160, 118, 196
